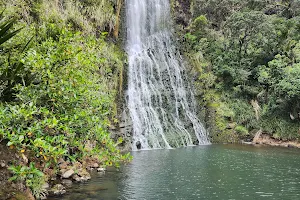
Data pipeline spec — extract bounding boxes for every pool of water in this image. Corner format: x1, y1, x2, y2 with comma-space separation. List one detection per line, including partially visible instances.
49, 144, 300, 200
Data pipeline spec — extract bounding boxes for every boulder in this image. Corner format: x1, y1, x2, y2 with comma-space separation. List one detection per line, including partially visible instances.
77, 168, 91, 180
61, 179, 73, 187
136, 141, 141, 149
62, 169, 75, 179
72, 174, 89, 182
50, 184, 66, 196
42, 182, 50, 190
0, 160, 6, 168
97, 167, 106, 172
72, 168, 91, 182
92, 163, 99, 168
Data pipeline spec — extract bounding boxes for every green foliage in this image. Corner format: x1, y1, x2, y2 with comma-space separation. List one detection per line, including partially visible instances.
8, 163, 47, 199
235, 125, 248, 136
0, 28, 130, 168
0, 16, 22, 45
0, 12, 33, 101
8, 162, 44, 182
230, 99, 258, 129
190, 15, 208, 35
260, 115, 300, 140
277, 64, 300, 99
185, 0, 300, 141
0, 0, 131, 196
2, 0, 117, 35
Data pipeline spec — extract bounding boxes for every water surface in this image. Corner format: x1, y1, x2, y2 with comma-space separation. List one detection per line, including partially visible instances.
50, 144, 300, 200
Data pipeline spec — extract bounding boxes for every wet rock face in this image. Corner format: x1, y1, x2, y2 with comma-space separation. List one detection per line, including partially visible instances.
118, 108, 134, 152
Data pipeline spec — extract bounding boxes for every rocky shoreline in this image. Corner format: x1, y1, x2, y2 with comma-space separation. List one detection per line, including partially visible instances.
1, 161, 107, 200
0, 141, 108, 200
242, 131, 300, 149
2, 132, 300, 200
44, 159, 107, 199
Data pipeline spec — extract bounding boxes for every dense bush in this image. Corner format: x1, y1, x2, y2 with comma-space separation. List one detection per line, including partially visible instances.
1, 29, 129, 165
179, 0, 300, 142
0, 0, 130, 198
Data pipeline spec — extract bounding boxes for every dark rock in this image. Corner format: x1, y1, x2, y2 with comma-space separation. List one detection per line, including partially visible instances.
288, 144, 296, 148
136, 141, 141, 149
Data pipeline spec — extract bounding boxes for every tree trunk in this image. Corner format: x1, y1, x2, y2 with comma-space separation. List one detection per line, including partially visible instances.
113, 0, 123, 39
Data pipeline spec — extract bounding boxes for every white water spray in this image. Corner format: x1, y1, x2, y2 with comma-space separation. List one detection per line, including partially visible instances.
126, 0, 210, 150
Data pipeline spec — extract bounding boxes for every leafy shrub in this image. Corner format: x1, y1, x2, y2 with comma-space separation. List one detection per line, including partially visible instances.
235, 125, 249, 136
183, 1, 300, 141
8, 163, 47, 199
0, 28, 130, 180
260, 115, 300, 140
0, 1, 131, 198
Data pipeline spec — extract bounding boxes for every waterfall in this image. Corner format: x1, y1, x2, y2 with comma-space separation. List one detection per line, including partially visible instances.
126, 0, 210, 150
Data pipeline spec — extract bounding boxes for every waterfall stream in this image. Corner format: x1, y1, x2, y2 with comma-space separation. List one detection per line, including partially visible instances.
126, 0, 210, 150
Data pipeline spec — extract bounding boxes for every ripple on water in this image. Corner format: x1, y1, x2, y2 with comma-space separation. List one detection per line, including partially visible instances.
48, 145, 300, 200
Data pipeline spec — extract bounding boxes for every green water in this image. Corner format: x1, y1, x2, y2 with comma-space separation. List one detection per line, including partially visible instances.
50, 144, 300, 200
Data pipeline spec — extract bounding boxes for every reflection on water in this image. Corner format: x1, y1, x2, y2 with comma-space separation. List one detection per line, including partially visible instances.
49, 144, 300, 200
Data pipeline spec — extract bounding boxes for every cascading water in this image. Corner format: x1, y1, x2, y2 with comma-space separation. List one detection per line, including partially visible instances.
126, 0, 210, 150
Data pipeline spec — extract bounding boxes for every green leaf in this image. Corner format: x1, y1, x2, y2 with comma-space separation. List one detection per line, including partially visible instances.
19, 135, 24, 142
36, 171, 44, 177
9, 176, 18, 182
0, 18, 23, 46
7, 141, 14, 146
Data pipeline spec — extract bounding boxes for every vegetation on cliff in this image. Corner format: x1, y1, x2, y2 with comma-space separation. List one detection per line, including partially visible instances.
0, 0, 129, 199
172, 0, 300, 142
2, 0, 300, 198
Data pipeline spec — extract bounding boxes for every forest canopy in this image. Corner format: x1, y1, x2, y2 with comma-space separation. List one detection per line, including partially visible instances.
178, 0, 300, 142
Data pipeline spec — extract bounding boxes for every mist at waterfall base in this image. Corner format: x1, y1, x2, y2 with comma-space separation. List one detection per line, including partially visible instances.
126, 0, 210, 150
48, 145, 300, 200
